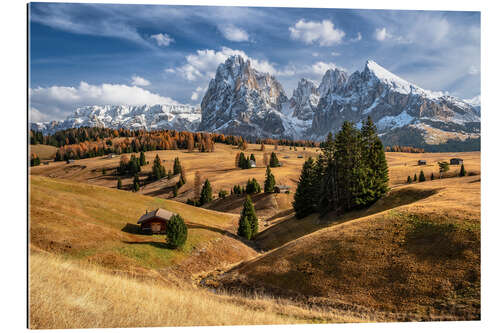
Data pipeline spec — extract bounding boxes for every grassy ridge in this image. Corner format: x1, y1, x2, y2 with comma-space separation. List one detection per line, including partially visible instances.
30, 175, 253, 273
208, 176, 481, 321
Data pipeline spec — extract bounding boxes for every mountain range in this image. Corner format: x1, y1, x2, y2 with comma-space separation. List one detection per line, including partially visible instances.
31, 55, 480, 149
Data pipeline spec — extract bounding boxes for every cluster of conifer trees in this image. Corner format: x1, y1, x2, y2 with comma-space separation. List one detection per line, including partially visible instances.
235, 152, 256, 169
293, 118, 389, 218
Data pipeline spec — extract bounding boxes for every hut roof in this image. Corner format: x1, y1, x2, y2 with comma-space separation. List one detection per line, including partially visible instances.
275, 185, 291, 190
137, 208, 174, 224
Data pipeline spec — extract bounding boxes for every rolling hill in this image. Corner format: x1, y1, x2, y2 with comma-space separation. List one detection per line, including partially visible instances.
203, 176, 481, 321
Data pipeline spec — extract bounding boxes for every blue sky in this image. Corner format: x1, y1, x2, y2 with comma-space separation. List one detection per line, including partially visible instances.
29, 3, 480, 122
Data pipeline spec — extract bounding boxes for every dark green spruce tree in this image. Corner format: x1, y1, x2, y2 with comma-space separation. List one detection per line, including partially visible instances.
459, 164, 466, 177
166, 214, 188, 249
360, 117, 389, 204
199, 179, 213, 205
269, 152, 280, 167
293, 157, 318, 218
237, 216, 252, 240
139, 151, 146, 166
173, 157, 182, 175
239, 195, 259, 238
264, 166, 276, 193
419, 170, 426, 182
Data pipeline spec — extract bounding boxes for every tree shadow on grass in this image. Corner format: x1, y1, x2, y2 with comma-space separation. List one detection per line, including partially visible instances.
121, 223, 143, 235
122, 240, 169, 249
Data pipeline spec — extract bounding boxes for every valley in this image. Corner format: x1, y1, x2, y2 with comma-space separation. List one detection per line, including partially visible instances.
29, 142, 480, 327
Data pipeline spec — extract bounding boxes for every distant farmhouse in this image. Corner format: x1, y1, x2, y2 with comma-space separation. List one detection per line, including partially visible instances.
137, 208, 174, 234
274, 185, 291, 193
450, 158, 464, 165
418, 160, 426, 165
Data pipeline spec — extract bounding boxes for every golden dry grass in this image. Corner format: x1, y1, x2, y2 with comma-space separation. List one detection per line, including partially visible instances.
28, 144, 481, 326
30, 144, 58, 160
29, 252, 368, 329
207, 176, 481, 321
29, 175, 255, 278
29, 143, 480, 202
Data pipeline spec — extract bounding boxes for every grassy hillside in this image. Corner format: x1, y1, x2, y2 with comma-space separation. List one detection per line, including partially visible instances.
30, 144, 57, 160
205, 176, 481, 321
30, 175, 255, 278
30, 252, 372, 329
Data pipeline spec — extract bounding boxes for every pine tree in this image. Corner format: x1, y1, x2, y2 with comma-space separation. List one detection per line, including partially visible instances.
459, 164, 466, 177
413, 174, 417, 182
166, 214, 188, 249
238, 152, 247, 169
360, 117, 389, 204
269, 152, 280, 167
173, 157, 182, 175
250, 153, 256, 162
117, 177, 122, 189
431, 173, 435, 181
152, 154, 166, 180
173, 184, 178, 197
407, 175, 412, 184
246, 178, 261, 194
199, 179, 213, 205
133, 174, 140, 192
419, 170, 426, 182
293, 157, 317, 218
264, 166, 276, 193
239, 195, 259, 238
139, 151, 146, 166
237, 216, 252, 240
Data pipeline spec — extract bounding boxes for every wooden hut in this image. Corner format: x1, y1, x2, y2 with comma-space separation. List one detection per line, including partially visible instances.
450, 158, 463, 165
274, 185, 291, 193
136, 208, 174, 234
418, 160, 426, 165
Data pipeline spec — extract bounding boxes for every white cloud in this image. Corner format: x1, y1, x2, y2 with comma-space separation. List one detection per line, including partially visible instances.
310, 62, 343, 75
164, 68, 176, 74
29, 81, 178, 121
374, 27, 411, 44
175, 47, 277, 81
289, 19, 345, 46
331, 52, 341, 57
30, 107, 52, 122
218, 24, 249, 42
374, 27, 390, 41
150, 33, 174, 46
352, 32, 362, 42
190, 86, 205, 101
312, 52, 319, 57
131, 75, 150, 86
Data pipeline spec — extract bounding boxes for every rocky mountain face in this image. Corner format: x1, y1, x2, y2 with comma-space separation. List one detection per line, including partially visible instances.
32, 56, 480, 149
309, 60, 480, 146
31, 104, 201, 135
199, 57, 479, 146
199, 55, 288, 138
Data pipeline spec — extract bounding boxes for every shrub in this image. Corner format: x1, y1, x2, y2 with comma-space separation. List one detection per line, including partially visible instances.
418, 170, 426, 182
166, 214, 188, 249
218, 190, 228, 199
